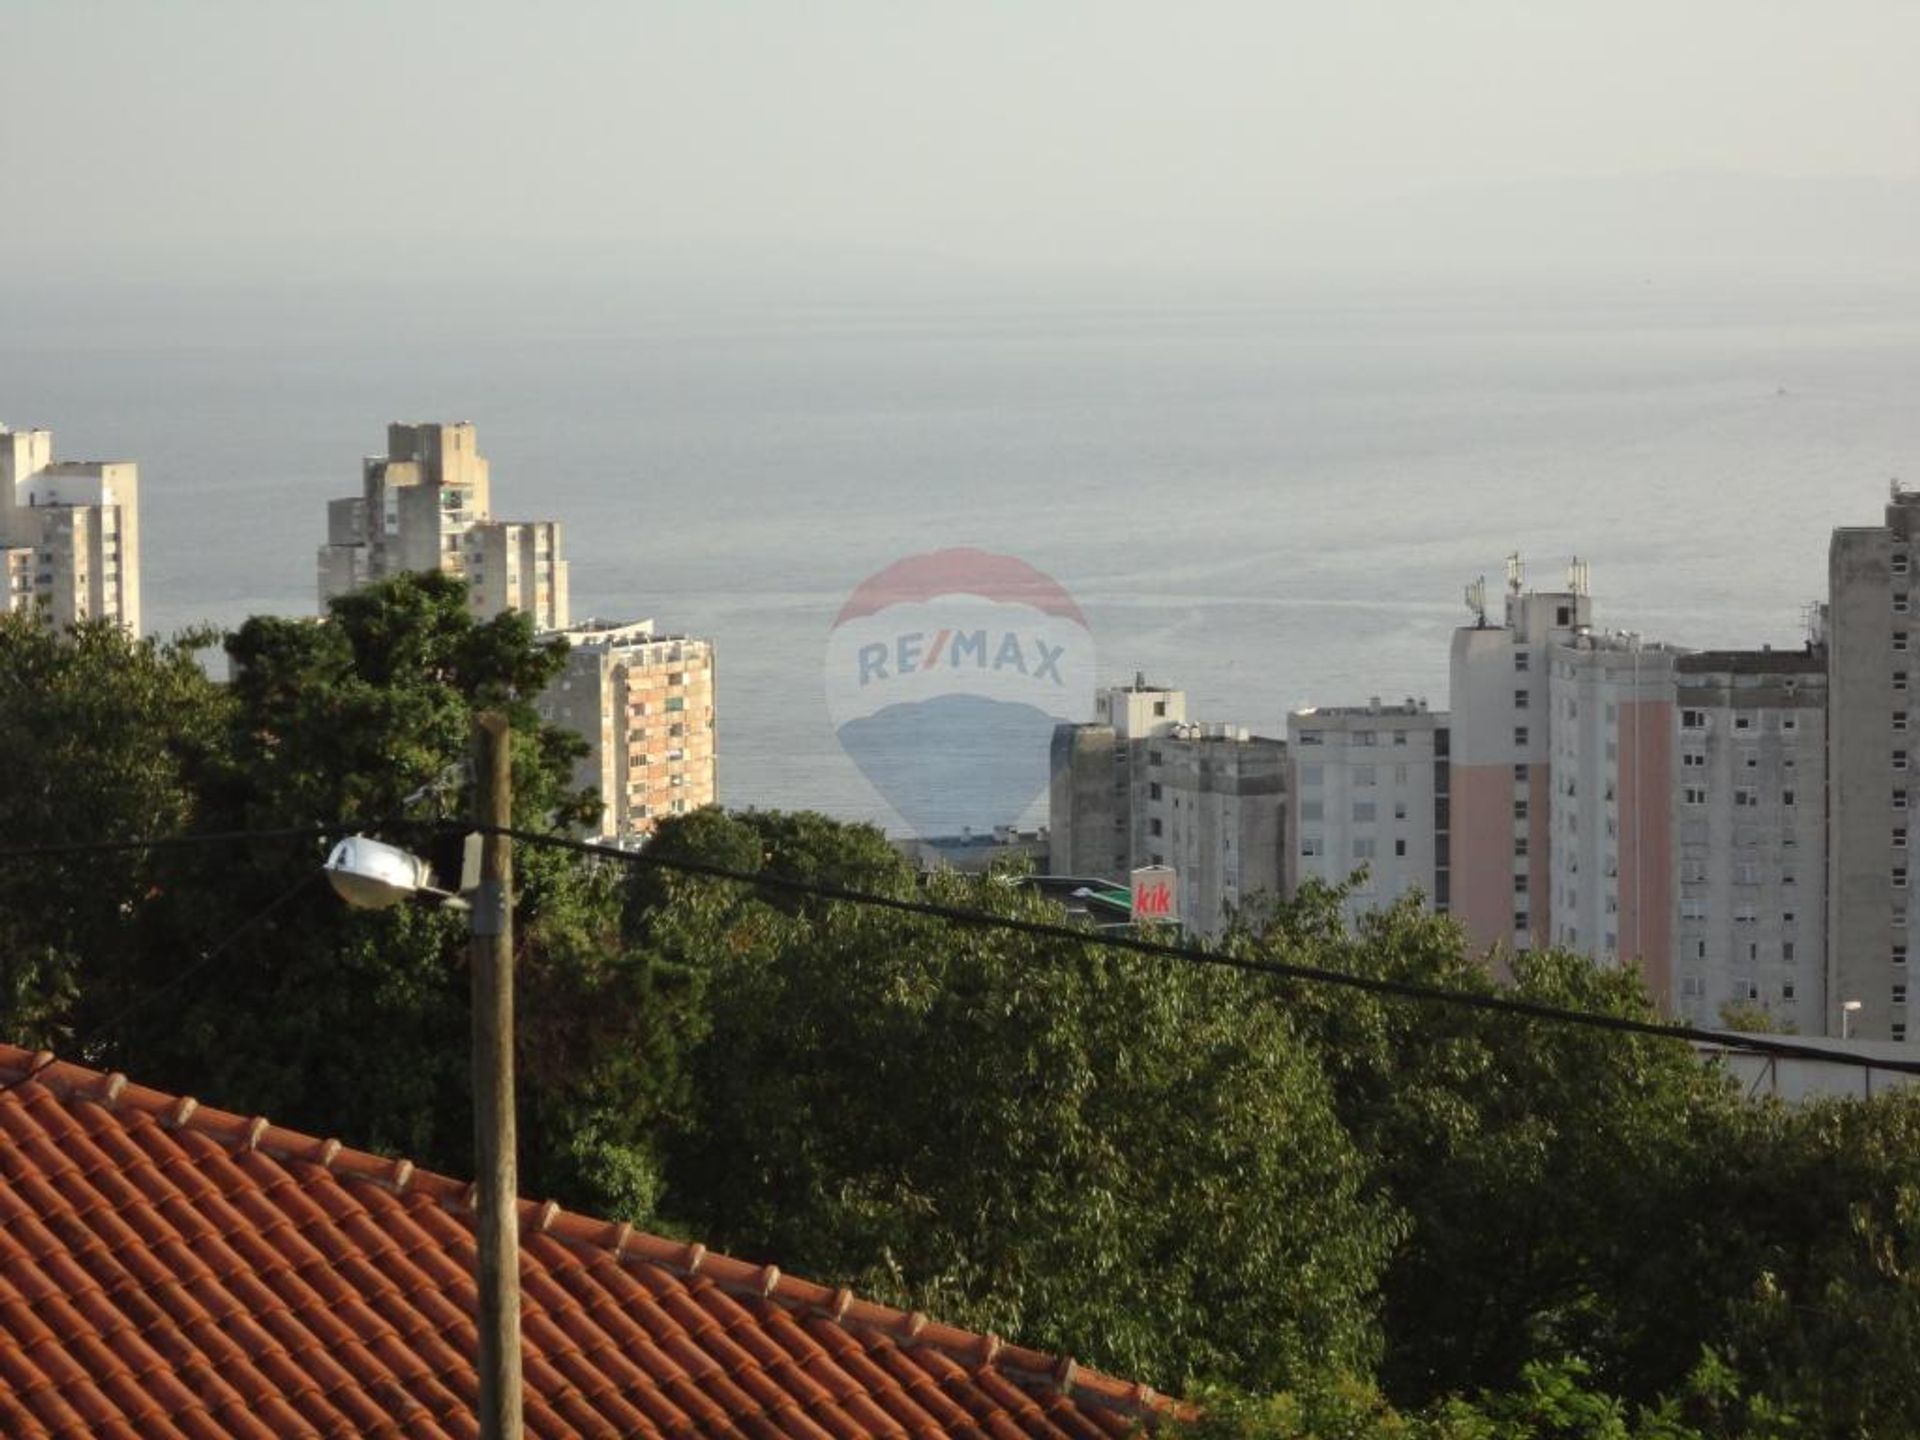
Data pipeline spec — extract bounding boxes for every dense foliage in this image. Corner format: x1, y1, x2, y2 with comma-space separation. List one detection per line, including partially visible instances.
4, 583, 1920, 1434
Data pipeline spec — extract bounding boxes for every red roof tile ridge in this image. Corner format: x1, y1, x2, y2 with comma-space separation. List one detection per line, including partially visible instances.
0, 1045, 1168, 1424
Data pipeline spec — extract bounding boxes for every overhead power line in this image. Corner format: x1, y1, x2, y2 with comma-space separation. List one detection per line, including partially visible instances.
478, 823, 1920, 1080
2, 819, 1917, 1079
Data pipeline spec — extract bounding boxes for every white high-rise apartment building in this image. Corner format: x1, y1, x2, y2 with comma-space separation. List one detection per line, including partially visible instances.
0, 426, 141, 634
1544, 630, 1683, 980
534, 620, 717, 843
1442, 557, 1837, 1029
1287, 698, 1448, 922
317, 422, 568, 631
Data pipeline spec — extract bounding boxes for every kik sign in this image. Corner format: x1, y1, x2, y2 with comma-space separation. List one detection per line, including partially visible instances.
1131, 865, 1179, 925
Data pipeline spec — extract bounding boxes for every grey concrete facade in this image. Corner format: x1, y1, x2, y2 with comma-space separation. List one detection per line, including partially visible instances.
1288, 699, 1448, 923
1828, 491, 1920, 1042
1673, 650, 1827, 1033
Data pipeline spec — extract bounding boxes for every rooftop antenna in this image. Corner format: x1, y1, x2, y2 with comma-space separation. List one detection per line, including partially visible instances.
1568, 555, 1591, 597
1801, 600, 1827, 647
1506, 552, 1525, 595
1464, 575, 1488, 627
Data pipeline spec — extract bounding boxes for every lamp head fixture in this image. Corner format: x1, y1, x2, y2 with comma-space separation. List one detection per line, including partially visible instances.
324, 835, 469, 911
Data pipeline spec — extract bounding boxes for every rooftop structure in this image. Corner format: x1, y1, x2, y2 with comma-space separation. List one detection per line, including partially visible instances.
317, 422, 568, 631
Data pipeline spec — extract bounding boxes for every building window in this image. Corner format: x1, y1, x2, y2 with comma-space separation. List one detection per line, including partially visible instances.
1152, 700, 1167, 717
1898, 984, 1910, 1005
1897, 867, 1911, 889
1394, 838, 1407, 857
1515, 651, 1530, 672
1900, 632, 1913, 653
1301, 836, 1322, 857
1352, 838, 1376, 859
1900, 673, 1912, 693
1682, 751, 1706, 769
1514, 726, 1530, 747
1300, 764, 1323, 786
1681, 709, 1706, 730
1513, 762, 1528, 782
1299, 800, 1324, 821
1898, 790, 1910, 810
1514, 835, 1528, 857
1514, 798, 1529, 820
1733, 714, 1753, 731
1900, 713, 1912, 733
1149, 782, 1163, 800
1297, 730, 1322, 745
1514, 689, 1530, 710
1899, 751, 1911, 772
1513, 872, 1529, 894
1900, 828, 1911, 849
1734, 787, 1758, 807
1783, 789, 1796, 807
1393, 730, 1407, 746
1394, 800, 1408, 820
1897, 1023, 1910, 1042
1352, 802, 1377, 822
1899, 593, 1912, 615
1513, 910, 1530, 931
1149, 749, 1163, 766
1783, 943, 1796, 963
1355, 765, 1376, 787
1684, 787, 1707, 805
1149, 818, 1163, 837
1897, 944, 1910, 966
1899, 553, 1914, 576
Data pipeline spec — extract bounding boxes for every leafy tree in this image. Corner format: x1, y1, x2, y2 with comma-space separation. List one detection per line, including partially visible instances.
1167, 1360, 1743, 1440
0, 575, 689, 1224
1230, 887, 1744, 1406
0, 613, 229, 1050
1703, 1090, 1920, 1436
640, 810, 1400, 1394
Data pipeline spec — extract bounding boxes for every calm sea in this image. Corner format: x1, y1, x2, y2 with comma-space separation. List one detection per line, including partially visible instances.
5, 273, 1918, 831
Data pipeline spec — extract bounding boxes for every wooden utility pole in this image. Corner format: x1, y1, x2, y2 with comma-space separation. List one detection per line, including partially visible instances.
471, 712, 523, 1439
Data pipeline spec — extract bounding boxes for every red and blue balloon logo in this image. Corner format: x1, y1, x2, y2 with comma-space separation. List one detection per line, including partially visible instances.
825, 548, 1095, 838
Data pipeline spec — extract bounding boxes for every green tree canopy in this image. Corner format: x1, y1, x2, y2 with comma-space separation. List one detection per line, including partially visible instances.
636, 809, 1400, 1394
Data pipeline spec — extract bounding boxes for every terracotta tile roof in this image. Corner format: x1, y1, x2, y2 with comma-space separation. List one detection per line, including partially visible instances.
0, 1045, 1161, 1439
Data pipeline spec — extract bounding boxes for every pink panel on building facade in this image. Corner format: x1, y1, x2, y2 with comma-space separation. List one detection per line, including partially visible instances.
1616, 697, 1675, 1007
1452, 762, 1518, 959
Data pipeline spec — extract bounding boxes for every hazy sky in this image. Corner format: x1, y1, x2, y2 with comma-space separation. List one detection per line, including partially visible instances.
8, 1, 1920, 284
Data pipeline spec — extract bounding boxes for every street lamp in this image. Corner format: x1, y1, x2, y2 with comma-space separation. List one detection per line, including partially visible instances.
325, 713, 521, 1440
1842, 999, 1863, 1041
324, 835, 469, 911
